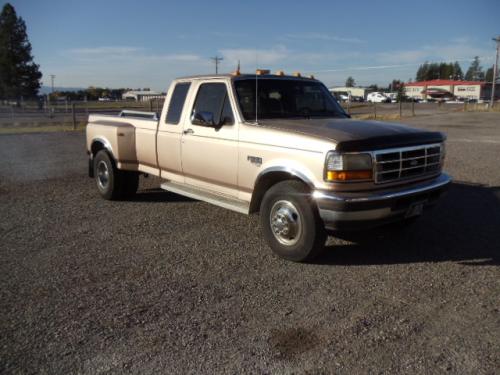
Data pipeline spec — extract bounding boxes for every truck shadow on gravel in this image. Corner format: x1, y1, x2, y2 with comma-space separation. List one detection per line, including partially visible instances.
318, 182, 500, 266
130, 188, 195, 203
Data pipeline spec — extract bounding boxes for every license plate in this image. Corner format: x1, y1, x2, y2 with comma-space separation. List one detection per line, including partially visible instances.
405, 201, 425, 218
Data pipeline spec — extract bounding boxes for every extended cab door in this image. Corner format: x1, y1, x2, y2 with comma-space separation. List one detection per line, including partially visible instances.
157, 81, 191, 183
180, 80, 239, 197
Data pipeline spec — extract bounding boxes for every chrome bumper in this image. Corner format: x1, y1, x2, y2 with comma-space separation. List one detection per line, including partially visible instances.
313, 173, 451, 229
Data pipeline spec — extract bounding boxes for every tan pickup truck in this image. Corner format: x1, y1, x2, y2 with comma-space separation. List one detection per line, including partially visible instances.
86, 71, 451, 261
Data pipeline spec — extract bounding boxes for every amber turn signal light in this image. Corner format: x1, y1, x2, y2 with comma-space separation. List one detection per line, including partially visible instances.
327, 170, 372, 181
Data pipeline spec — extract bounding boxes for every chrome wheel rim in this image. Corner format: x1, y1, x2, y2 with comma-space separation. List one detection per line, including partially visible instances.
269, 200, 302, 246
97, 160, 109, 189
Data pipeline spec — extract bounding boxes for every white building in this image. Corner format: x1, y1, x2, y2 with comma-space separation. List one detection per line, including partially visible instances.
329, 86, 367, 99
122, 90, 165, 102
404, 79, 492, 101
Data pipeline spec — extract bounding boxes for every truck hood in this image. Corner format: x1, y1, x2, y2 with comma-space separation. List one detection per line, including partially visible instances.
256, 118, 445, 151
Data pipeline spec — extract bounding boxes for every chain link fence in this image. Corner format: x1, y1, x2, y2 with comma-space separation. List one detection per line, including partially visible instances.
0, 98, 165, 132
0, 98, 498, 133
341, 101, 499, 120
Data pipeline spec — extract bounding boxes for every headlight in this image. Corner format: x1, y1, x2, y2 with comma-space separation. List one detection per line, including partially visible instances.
325, 151, 373, 182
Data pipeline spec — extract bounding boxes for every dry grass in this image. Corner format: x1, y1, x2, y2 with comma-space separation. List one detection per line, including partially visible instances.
351, 113, 403, 121
0, 124, 85, 135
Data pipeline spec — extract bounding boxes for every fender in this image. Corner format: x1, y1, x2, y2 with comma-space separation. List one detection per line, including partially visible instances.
249, 164, 319, 213
91, 137, 114, 156
255, 165, 316, 189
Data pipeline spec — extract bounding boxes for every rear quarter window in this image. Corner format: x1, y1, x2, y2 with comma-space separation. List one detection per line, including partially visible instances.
165, 82, 191, 124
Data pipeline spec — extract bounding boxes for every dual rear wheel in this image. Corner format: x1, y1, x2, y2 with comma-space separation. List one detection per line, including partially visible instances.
94, 150, 138, 200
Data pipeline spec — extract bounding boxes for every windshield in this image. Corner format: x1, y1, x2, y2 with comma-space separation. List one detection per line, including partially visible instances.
234, 78, 348, 120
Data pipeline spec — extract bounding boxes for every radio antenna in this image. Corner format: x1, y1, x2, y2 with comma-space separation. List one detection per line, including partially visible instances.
255, 54, 259, 124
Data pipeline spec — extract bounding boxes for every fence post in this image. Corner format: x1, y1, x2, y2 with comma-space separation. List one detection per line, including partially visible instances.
373, 102, 377, 119
149, 100, 153, 112
399, 100, 402, 119
72, 103, 76, 130
84, 96, 88, 119
411, 100, 415, 116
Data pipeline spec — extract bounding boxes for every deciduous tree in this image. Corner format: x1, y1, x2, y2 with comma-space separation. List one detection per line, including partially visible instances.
345, 76, 355, 87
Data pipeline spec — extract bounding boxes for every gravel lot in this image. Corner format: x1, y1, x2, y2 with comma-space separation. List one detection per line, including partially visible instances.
1, 112, 499, 374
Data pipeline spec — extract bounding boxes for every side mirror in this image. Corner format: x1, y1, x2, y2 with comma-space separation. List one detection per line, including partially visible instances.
191, 110, 216, 126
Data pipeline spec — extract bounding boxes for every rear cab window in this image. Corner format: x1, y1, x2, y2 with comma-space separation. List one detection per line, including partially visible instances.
165, 82, 191, 124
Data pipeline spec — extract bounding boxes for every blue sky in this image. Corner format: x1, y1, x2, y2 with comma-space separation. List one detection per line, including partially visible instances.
7, 0, 500, 90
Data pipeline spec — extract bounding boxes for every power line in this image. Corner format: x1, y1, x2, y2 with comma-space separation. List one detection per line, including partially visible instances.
210, 56, 223, 74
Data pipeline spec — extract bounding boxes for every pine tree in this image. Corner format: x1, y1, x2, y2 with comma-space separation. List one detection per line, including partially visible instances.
416, 62, 430, 81
428, 62, 440, 80
439, 63, 453, 80
0, 3, 42, 100
485, 66, 494, 83
465, 56, 484, 81
453, 61, 463, 80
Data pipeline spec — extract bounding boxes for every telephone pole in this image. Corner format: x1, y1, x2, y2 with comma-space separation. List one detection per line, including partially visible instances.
50, 74, 56, 93
210, 56, 223, 74
490, 36, 500, 108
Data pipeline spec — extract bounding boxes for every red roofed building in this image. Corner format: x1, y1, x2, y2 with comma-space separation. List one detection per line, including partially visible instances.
404, 79, 492, 101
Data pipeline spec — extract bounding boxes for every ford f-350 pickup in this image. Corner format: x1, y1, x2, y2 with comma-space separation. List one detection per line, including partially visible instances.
86, 71, 451, 262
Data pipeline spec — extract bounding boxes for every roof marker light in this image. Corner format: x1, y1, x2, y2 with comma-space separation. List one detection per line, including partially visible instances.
256, 69, 270, 75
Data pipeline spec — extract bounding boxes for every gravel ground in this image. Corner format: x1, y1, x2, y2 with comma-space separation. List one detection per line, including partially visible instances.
1, 112, 499, 374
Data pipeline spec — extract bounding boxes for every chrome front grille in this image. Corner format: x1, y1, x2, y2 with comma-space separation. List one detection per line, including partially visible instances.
373, 143, 443, 184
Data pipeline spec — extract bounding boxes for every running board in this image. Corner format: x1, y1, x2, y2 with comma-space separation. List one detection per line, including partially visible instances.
160, 181, 249, 215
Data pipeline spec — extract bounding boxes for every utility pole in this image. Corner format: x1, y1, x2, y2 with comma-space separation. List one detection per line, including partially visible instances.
50, 74, 55, 93
210, 56, 223, 74
490, 36, 500, 108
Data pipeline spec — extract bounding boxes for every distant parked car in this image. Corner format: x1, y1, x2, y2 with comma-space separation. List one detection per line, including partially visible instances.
367, 92, 390, 103
385, 92, 398, 103
350, 96, 364, 102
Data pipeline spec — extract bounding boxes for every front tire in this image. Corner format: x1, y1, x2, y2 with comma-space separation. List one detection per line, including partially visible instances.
94, 150, 138, 200
260, 180, 326, 262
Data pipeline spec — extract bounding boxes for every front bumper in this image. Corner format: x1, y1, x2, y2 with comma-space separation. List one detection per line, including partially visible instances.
313, 173, 452, 230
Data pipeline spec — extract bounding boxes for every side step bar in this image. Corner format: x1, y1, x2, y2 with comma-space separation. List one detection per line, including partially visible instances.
160, 181, 250, 214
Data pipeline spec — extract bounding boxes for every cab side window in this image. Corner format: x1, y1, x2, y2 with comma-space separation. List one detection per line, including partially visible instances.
165, 82, 190, 125
192, 83, 234, 125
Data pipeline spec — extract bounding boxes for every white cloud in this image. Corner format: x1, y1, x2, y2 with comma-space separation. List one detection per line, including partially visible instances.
374, 41, 494, 66
143, 54, 202, 62
49, 38, 495, 89
66, 46, 202, 63
283, 32, 364, 44
219, 45, 289, 66
53, 46, 207, 88
68, 46, 142, 56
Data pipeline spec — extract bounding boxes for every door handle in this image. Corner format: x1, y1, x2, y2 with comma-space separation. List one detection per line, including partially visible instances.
183, 128, 194, 135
